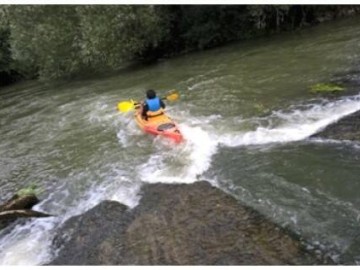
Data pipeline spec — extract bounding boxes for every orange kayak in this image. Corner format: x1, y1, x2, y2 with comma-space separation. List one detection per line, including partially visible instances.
134, 106, 183, 143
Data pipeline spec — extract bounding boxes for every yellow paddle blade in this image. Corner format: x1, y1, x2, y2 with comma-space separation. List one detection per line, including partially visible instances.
117, 100, 135, 112
165, 90, 179, 102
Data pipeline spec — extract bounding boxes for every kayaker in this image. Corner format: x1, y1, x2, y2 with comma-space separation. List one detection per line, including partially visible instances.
142, 89, 166, 121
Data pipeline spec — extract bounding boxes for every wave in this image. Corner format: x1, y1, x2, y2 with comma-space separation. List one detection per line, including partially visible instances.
217, 94, 360, 147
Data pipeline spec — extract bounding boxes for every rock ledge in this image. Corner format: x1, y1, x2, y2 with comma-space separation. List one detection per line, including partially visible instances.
48, 181, 331, 265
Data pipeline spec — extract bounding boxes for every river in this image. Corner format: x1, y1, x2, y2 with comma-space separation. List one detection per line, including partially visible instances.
1, 17, 360, 265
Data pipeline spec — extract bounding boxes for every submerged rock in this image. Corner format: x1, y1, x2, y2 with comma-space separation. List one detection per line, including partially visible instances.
48, 181, 330, 265
309, 83, 345, 94
312, 110, 360, 141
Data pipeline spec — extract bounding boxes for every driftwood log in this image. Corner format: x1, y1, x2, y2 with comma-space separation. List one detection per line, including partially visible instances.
0, 193, 51, 230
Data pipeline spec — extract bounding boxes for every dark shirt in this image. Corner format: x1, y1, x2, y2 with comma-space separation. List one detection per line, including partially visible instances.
142, 99, 166, 119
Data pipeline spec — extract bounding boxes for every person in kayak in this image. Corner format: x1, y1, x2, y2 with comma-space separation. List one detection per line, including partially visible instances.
142, 89, 166, 121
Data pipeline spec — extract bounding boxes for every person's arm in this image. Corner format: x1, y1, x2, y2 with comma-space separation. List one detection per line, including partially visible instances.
142, 103, 149, 119
160, 99, 166, 109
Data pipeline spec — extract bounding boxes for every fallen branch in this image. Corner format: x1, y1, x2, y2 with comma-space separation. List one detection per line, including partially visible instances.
0, 209, 52, 220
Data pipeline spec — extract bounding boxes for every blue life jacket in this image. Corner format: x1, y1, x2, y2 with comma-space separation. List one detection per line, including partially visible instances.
146, 97, 161, 112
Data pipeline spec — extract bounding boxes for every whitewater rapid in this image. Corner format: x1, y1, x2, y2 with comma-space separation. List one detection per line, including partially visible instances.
1, 93, 360, 265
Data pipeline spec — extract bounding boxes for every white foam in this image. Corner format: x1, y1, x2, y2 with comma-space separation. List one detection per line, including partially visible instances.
109, 173, 142, 209
138, 124, 218, 184
218, 94, 360, 147
0, 218, 56, 265
181, 125, 218, 178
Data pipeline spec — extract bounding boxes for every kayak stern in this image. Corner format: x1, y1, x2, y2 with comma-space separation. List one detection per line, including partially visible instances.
135, 107, 184, 143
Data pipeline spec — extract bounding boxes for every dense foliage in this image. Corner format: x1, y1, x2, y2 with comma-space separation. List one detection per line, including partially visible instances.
1, 5, 360, 85
0, 7, 18, 86
1, 5, 163, 82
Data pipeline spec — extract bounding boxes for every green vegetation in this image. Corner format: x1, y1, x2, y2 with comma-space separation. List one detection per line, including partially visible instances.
310, 83, 345, 93
16, 184, 43, 197
1, 5, 360, 85
0, 7, 16, 86
2, 5, 164, 82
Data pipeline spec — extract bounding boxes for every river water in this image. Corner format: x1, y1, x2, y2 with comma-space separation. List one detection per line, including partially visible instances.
1, 17, 360, 265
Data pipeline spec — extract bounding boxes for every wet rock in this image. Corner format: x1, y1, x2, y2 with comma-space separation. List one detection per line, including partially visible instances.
0, 194, 51, 230
48, 181, 330, 265
311, 110, 360, 141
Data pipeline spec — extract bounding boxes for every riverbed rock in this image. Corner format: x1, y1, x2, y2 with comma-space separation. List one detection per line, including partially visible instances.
48, 181, 330, 265
311, 110, 360, 141
0, 194, 51, 230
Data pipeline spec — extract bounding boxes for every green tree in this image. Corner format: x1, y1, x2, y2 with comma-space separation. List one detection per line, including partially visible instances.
7, 6, 81, 79
0, 7, 10, 71
0, 25, 11, 73
6, 5, 165, 80
76, 5, 164, 69
0, 6, 21, 86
